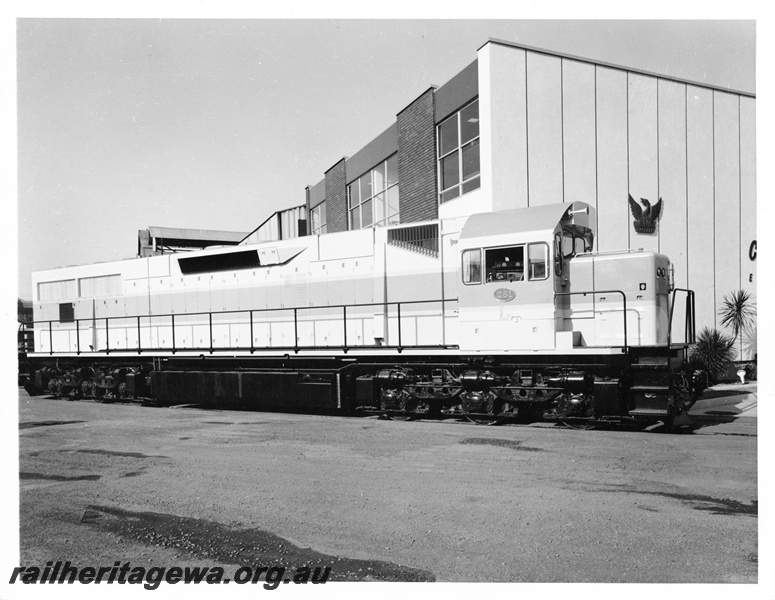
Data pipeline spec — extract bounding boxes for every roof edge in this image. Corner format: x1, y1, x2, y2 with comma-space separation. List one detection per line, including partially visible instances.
480, 37, 755, 98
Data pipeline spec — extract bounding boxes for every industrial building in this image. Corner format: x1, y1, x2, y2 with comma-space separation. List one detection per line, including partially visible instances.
301, 38, 757, 359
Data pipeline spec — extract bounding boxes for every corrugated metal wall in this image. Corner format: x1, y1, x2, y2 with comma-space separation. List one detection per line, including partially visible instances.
480, 41, 756, 356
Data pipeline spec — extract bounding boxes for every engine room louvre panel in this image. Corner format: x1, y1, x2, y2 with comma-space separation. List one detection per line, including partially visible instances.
177, 249, 261, 275
38, 279, 77, 302
79, 273, 122, 298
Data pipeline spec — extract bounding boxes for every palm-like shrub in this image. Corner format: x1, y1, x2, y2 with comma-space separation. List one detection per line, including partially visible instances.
689, 327, 735, 384
718, 290, 757, 358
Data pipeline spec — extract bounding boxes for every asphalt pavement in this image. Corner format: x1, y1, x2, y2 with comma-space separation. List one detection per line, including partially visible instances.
690, 382, 758, 418
14, 387, 758, 585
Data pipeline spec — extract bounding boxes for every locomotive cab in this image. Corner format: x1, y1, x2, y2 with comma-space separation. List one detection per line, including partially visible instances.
456, 201, 595, 353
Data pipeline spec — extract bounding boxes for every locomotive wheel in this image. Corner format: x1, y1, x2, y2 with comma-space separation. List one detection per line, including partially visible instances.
560, 419, 597, 431
387, 413, 415, 421
80, 380, 96, 399
93, 387, 113, 404
465, 414, 505, 426
382, 396, 417, 421
460, 392, 503, 425
117, 382, 131, 401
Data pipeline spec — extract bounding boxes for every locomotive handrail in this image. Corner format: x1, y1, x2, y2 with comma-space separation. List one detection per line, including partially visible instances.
32, 297, 459, 356
554, 289, 629, 352
667, 288, 696, 350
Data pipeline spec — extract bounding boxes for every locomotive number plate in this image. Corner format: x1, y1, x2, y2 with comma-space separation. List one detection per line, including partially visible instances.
493, 288, 516, 302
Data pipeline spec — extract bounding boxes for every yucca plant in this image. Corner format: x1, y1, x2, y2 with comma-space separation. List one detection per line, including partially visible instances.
718, 290, 757, 358
689, 327, 735, 384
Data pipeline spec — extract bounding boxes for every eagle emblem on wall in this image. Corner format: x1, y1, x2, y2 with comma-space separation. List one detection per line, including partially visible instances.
628, 194, 663, 234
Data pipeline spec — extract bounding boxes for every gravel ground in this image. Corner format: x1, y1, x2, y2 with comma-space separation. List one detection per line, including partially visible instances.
16, 390, 757, 584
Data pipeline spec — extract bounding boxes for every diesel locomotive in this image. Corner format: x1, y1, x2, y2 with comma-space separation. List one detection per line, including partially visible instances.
23, 201, 705, 428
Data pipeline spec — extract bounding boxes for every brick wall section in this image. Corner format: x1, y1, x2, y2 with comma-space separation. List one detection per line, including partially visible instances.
397, 87, 438, 223
325, 158, 348, 233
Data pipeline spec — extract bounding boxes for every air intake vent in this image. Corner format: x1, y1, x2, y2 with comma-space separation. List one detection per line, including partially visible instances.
388, 224, 439, 258
178, 249, 261, 275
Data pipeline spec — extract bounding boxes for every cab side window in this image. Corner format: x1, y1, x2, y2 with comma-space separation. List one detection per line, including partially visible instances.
485, 246, 524, 283
527, 243, 549, 281
462, 248, 482, 284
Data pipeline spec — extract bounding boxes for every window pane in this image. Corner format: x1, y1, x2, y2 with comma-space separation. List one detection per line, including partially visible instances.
361, 198, 373, 227
311, 206, 320, 232
462, 249, 482, 284
460, 100, 479, 144
386, 154, 398, 187
311, 202, 326, 234
350, 207, 361, 230
359, 172, 372, 201
485, 246, 524, 283
462, 176, 480, 194
348, 182, 359, 208
373, 162, 386, 193
439, 115, 458, 156
562, 232, 575, 258
528, 243, 549, 281
440, 187, 460, 203
440, 151, 460, 191
387, 184, 399, 217
461, 138, 480, 180
373, 192, 385, 224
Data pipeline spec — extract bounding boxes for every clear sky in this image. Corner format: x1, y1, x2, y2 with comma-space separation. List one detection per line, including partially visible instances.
14, 18, 756, 297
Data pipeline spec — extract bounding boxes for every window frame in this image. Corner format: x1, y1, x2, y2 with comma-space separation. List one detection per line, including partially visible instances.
461, 248, 483, 285
462, 242, 551, 285
310, 201, 327, 235
484, 245, 526, 283
437, 98, 481, 204
347, 154, 400, 231
526, 242, 550, 281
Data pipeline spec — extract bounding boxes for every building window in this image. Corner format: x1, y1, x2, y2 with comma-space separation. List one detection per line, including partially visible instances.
347, 154, 400, 230
438, 98, 480, 203
310, 201, 327, 235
